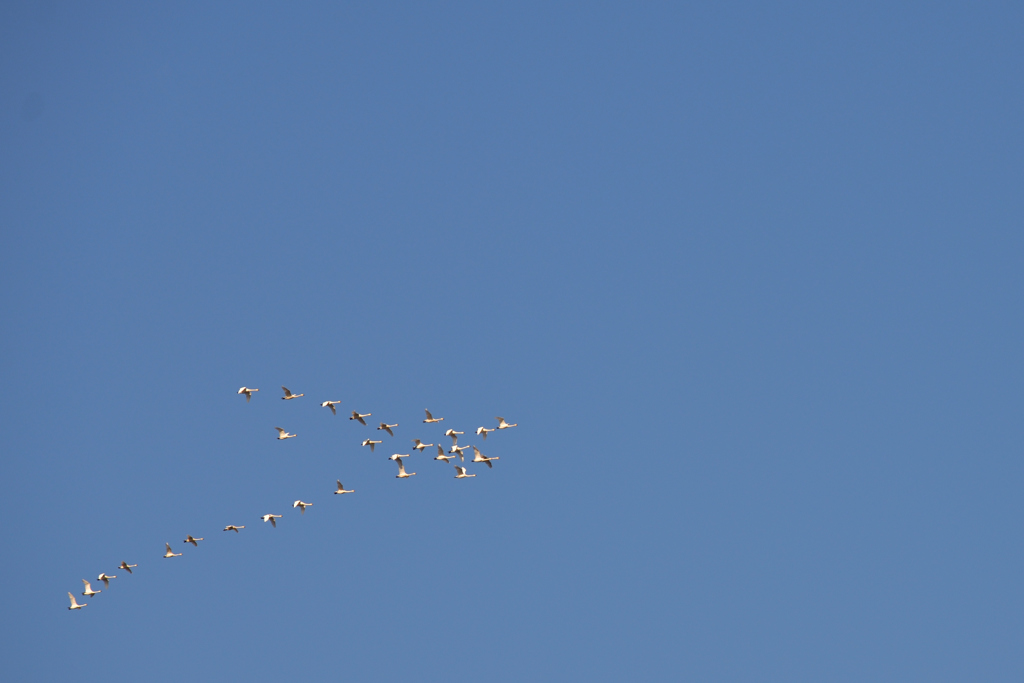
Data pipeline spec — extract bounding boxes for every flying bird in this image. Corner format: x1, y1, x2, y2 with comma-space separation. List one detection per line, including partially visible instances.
476, 426, 495, 440
293, 500, 313, 514
184, 535, 204, 546
81, 579, 101, 597
237, 387, 259, 402
378, 422, 398, 436
223, 525, 244, 532
454, 465, 476, 479
444, 428, 464, 437
472, 445, 500, 468
412, 439, 433, 452
262, 514, 282, 527
334, 480, 354, 495
97, 573, 116, 588
281, 386, 304, 400
67, 592, 86, 610
423, 409, 444, 423
163, 543, 182, 558
275, 427, 297, 440
395, 458, 416, 479
321, 400, 342, 415
362, 438, 382, 452
118, 561, 137, 574
434, 445, 456, 462
496, 416, 518, 429
388, 453, 410, 461
350, 411, 371, 425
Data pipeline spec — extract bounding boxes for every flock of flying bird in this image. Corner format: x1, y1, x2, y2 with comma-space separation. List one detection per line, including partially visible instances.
65, 385, 518, 611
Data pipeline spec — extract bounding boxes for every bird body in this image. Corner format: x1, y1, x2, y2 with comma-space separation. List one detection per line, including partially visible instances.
275, 427, 297, 440
423, 409, 444, 423
97, 573, 116, 588
334, 480, 354, 495
118, 561, 137, 574
472, 445, 500, 468
362, 438, 382, 451
293, 500, 313, 514
454, 465, 476, 479
237, 387, 259, 402
444, 428, 464, 437
67, 592, 86, 610
223, 525, 244, 532
496, 416, 518, 429
476, 426, 495, 440
378, 422, 398, 436
262, 514, 282, 527
81, 579, 101, 597
389, 453, 410, 461
435, 445, 455, 462
412, 439, 433, 452
395, 458, 416, 478
321, 400, 341, 415
163, 543, 182, 558
350, 411, 371, 425
281, 386, 304, 400
184, 535, 204, 546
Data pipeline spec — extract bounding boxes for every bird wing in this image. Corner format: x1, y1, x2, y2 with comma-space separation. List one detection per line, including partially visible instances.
329, 403, 337, 415
275, 427, 285, 434
485, 459, 493, 468
397, 459, 406, 475
357, 416, 366, 425
384, 426, 393, 436
424, 409, 433, 420
68, 592, 76, 606
270, 517, 277, 527
450, 434, 458, 446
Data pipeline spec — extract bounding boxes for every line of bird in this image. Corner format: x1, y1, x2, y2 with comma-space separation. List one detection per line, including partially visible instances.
66, 385, 518, 611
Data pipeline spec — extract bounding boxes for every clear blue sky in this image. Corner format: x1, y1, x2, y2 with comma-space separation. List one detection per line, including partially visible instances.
2, 2, 1023, 681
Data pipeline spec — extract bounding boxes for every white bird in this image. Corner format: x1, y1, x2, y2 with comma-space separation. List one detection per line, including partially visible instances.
118, 561, 137, 574
378, 422, 398, 436
281, 386, 304, 400
395, 458, 416, 478
362, 438, 382, 452
350, 411, 371, 425
237, 387, 259, 402
223, 525, 244, 532
472, 445, 500, 468
444, 428, 464, 437
67, 592, 86, 610
412, 439, 433, 452
321, 400, 342, 415
81, 579, 101, 597
184, 535, 204, 546
476, 426, 495, 440
163, 543, 182, 558
334, 480, 354, 495
275, 427, 297, 440
388, 453, 410, 461
423, 409, 444, 423
434, 445, 456, 462
293, 500, 313, 514
454, 465, 476, 479
496, 416, 518, 429
97, 573, 116, 588
262, 514, 282, 527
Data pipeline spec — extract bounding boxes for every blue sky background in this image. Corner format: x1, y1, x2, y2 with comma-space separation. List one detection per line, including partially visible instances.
2, 2, 1023, 680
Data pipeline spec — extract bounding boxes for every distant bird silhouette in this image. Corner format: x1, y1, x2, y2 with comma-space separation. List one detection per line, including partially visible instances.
334, 480, 354, 495
476, 426, 495, 440
496, 416, 518, 429
293, 500, 313, 514
281, 386, 304, 400
454, 465, 476, 479
321, 400, 341, 415
275, 427, 297, 440
378, 422, 398, 436
350, 411, 371, 425
262, 514, 282, 527
81, 579, 101, 597
362, 438, 382, 452
97, 573, 116, 588
395, 458, 416, 479
423, 409, 444, 423
184, 535, 203, 547
444, 428, 464, 437
163, 543, 182, 558
67, 592, 86, 610
223, 525, 244, 533
412, 439, 433, 452
237, 387, 259, 402
472, 445, 499, 468
118, 561, 137, 574
434, 445, 456, 462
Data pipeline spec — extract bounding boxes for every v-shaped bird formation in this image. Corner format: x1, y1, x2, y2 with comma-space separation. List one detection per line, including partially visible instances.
65, 384, 518, 611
